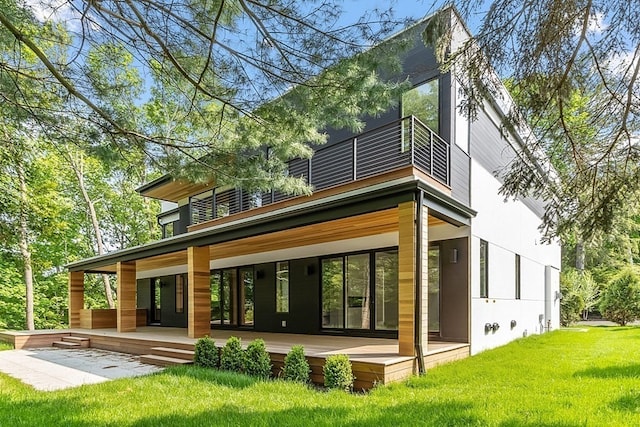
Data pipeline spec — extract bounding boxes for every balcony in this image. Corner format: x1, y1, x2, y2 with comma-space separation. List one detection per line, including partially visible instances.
188, 115, 450, 226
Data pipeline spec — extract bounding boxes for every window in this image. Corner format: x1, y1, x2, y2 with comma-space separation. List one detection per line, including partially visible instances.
162, 222, 175, 238
323, 250, 398, 331
515, 254, 521, 300
375, 251, 398, 331
175, 274, 184, 313
276, 261, 289, 313
428, 247, 440, 333
402, 78, 440, 132
480, 239, 489, 298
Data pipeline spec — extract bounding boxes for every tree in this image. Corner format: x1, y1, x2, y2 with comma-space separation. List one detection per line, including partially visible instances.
559, 268, 599, 325
426, 2, 640, 239
0, 0, 409, 195
599, 267, 640, 326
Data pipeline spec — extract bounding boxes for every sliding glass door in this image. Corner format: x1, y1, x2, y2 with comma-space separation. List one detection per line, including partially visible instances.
211, 267, 254, 328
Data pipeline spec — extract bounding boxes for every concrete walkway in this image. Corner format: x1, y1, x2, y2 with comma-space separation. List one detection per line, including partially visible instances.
0, 347, 162, 391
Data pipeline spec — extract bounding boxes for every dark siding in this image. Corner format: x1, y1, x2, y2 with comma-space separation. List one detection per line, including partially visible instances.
288, 258, 320, 334
450, 145, 470, 205
158, 274, 188, 327
254, 262, 276, 332
174, 204, 190, 235
470, 108, 546, 218
439, 237, 469, 341
137, 279, 151, 313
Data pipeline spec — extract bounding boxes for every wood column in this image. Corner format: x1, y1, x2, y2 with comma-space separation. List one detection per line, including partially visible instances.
418, 204, 429, 355
117, 261, 137, 332
398, 201, 416, 356
188, 246, 211, 338
68, 271, 85, 328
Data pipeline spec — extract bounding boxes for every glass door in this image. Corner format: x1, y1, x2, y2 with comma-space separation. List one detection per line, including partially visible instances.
239, 267, 254, 326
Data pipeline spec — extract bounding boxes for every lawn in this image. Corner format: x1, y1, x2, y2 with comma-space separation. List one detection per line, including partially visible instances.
2, 327, 640, 426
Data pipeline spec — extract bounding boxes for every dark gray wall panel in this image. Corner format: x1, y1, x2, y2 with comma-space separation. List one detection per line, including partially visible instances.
438, 237, 469, 341
137, 279, 151, 311
450, 145, 470, 205
470, 108, 545, 218
288, 257, 320, 334
254, 262, 276, 332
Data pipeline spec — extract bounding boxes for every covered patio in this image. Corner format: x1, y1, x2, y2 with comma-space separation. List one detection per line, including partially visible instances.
0, 327, 469, 390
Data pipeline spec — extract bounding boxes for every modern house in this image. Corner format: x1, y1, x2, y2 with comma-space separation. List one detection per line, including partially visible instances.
60, 8, 560, 385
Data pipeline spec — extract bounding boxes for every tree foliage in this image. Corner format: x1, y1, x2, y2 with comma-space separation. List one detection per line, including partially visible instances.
427, 2, 640, 239
599, 267, 640, 326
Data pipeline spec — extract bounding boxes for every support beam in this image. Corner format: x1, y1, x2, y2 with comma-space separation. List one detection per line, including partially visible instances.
117, 261, 137, 332
398, 201, 416, 356
68, 271, 84, 328
417, 203, 429, 356
188, 246, 211, 338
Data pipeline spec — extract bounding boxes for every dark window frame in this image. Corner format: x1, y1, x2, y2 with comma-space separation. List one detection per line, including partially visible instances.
480, 239, 489, 298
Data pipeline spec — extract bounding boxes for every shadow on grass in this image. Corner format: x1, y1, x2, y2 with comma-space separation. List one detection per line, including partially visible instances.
499, 420, 584, 427
130, 401, 482, 427
574, 364, 640, 379
611, 391, 640, 413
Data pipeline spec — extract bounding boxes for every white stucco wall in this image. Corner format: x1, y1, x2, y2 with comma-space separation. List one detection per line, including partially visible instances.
469, 160, 561, 354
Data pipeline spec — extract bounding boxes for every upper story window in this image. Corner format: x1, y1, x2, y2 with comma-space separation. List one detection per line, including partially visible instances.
402, 78, 439, 133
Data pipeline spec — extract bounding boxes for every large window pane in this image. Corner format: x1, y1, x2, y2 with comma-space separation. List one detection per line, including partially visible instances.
428, 247, 440, 333
402, 78, 439, 132
276, 261, 289, 313
210, 271, 221, 324
346, 254, 370, 329
375, 251, 398, 331
322, 258, 344, 328
221, 269, 237, 325
240, 268, 254, 325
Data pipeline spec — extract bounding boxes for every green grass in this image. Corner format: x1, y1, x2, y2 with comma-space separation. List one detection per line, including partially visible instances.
2, 327, 640, 426
0, 341, 13, 351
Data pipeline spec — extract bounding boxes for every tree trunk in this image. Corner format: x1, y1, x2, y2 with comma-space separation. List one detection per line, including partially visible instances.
575, 239, 585, 271
70, 156, 115, 308
17, 163, 35, 331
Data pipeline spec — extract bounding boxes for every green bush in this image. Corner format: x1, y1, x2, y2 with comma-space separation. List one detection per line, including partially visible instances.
560, 269, 598, 326
323, 354, 354, 391
245, 339, 272, 379
599, 267, 640, 326
282, 345, 310, 383
194, 336, 218, 368
220, 336, 245, 373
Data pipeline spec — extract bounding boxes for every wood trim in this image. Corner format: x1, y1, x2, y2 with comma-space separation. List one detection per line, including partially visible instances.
188, 246, 211, 338
68, 271, 84, 328
397, 201, 416, 357
189, 166, 416, 232
117, 261, 137, 332
209, 208, 398, 260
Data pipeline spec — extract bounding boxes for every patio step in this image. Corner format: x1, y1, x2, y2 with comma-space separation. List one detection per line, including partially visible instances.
149, 347, 194, 361
62, 336, 90, 348
52, 340, 81, 349
139, 354, 193, 367
52, 335, 90, 349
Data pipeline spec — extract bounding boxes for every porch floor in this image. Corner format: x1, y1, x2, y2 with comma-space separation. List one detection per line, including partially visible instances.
0, 327, 469, 389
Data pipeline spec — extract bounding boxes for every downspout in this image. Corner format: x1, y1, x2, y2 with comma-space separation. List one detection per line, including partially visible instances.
415, 190, 426, 374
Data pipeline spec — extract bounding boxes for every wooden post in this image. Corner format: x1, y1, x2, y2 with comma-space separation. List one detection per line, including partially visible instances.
117, 261, 137, 332
188, 246, 211, 338
68, 271, 85, 328
398, 201, 416, 356
418, 204, 429, 355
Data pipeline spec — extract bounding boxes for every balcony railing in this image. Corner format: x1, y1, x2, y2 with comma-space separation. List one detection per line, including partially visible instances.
189, 115, 449, 225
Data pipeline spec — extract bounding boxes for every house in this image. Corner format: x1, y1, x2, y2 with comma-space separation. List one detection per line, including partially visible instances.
64, 8, 560, 382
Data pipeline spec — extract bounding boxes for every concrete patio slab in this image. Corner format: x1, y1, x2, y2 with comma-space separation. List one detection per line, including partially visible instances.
0, 347, 162, 391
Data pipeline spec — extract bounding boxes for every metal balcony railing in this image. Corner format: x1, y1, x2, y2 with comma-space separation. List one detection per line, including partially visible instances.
189, 115, 449, 225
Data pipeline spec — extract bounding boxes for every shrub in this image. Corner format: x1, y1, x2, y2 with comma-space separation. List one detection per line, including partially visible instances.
282, 345, 310, 383
220, 336, 245, 373
245, 339, 272, 379
560, 269, 599, 326
599, 267, 640, 326
194, 336, 218, 368
323, 354, 354, 391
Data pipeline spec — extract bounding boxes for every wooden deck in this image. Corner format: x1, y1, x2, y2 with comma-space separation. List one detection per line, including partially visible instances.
0, 327, 469, 390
